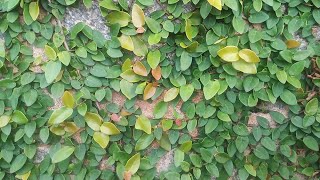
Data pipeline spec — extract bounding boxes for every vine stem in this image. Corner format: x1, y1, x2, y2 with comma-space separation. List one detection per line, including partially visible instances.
48, 0, 70, 51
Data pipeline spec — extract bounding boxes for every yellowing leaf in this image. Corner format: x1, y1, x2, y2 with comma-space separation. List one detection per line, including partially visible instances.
84, 112, 103, 131
133, 61, 148, 76
122, 58, 132, 72
93, 132, 110, 148
62, 91, 75, 108
63, 122, 79, 134
217, 46, 240, 62
208, 0, 222, 10
132, 36, 148, 56
164, 88, 179, 102
45, 45, 57, 61
238, 49, 260, 63
0, 115, 10, 128
286, 39, 301, 49
106, 11, 131, 27
118, 35, 134, 51
125, 153, 140, 175
143, 83, 156, 100
121, 69, 143, 82
185, 19, 193, 41
151, 66, 161, 80
29, 2, 39, 21
132, 4, 145, 28
135, 115, 151, 134
50, 126, 65, 136
100, 122, 121, 135
16, 170, 31, 180
48, 107, 73, 125
232, 59, 257, 74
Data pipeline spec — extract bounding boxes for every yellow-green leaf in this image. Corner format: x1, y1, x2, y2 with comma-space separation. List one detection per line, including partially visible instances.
12, 110, 29, 125
179, 141, 192, 152
132, 4, 145, 28
48, 107, 73, 125
84, 112, 103, 131
203, 80, 220, 100
121, 69, 143, 82
62, 91, 75, 108
217, 46, 240, 62
50, 126, 65, 136
122, 58, 132, 72
208, 0, 222, 10
238, 49, 260, 63
132, 36, 148, 56
106, 11, 131, 27
57, 51, 71, 66
147, 50, 161, 69
93, 132, 110, 148
125, 153, 141, 175
0, 115, 10, 128
100, 122, 121, 135
133, 61, 148, 76
118, 35, 134, 51
45, 45, 57, 61
29, 2, 39, 21
51, 146, 75, 163
164, 88, 179, 102
143, 83, 156, 100
232, 60, 257, 74
135, 115, 151, 134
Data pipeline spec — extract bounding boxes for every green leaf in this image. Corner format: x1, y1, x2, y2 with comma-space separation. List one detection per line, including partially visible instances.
132, 36, 148, 56
179, 141, 192, 153
147, 50, 161, 69
305, 98, 318, 116
45, 61, 62, 84
12, 110, 29, 124
48, 107, 73, 125
135, 134, 154, 151
203, 80, 220, 100
153, 101, 168, 119
135, 115, 151, 134
248, 11, 269, 23
84, 112, 103, 131
9, 154, 27, 173
93, 132, 110, 148
232, 16, 246, 34
303, 136, 319, 151
206, 163, 219, 177
164, 88, 179, 102
190, 153, 202, 167
179, 84, 194, 102
280, 90, 297, 105
44, 45, 57, 61
120, 79, 137, 100
145, 17, 161, 33
180, 51, 193, 71
51, 146, 75, 163
174, 149, 184, 167
244, 164, 256, 177
261, 137, 276, 151
235, 136, 249, 153
215, 153, 230, 163
125, 153, 141, 175
254, 146, 269, 159
217, 111, 231, 122
57, 51, 71, 66
29, 2, 39, 21
101, 122, 121, 135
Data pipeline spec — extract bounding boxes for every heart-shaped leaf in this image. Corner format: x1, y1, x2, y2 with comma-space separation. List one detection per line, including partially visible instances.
51, 146, 75, 163
217, 46, 240, 62
238, 49, 260, 63
93, 132, 110, 148
164, 88, 179, 102
118, 35, 134, 51
203, 80, 220, 100
84, 112, 103, 131
151, 66, 161, 80
120, 79, 137, 100
12, 110, 29, 125
133, 61, 148, 76
135, 115, 151, 134
147, 50, 161, 69
143, 83, 156, 100
179, 84, 194, 102
132, 4, 145, 28
100, 122, 121, 135
125, 153, 140, 175
62, 91, 75, 108
48, 107, 73, 125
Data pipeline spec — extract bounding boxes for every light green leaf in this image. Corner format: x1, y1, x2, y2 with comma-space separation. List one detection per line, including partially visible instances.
29, 2, 39, 21
135, 115, 151, 134
84, 112, 103, 131
125, 153, 140, 175
93, 132, 110, 148
48, 107, 73, 125
12, 110, 29, 124
203, 80, 220, 100
101, 122, 121, 135
51, 146, 75, 163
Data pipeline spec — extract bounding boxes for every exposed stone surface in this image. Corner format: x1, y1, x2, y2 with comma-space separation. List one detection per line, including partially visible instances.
294, 33, 308, 50
43, 89, 63, 110
312, 26, 320, 41
156, 150, 174, 175
63, 0, 110, 39
34, 144, 50, 163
